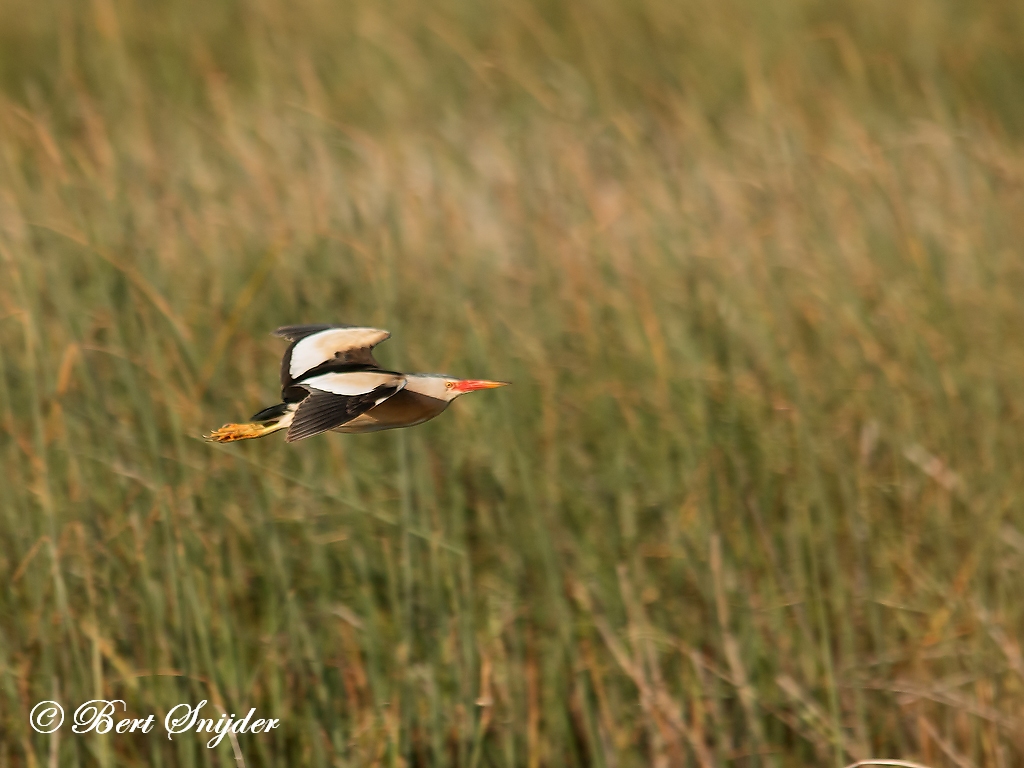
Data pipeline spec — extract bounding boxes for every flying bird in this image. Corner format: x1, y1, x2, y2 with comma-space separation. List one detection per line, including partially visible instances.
205, 324, 507, 443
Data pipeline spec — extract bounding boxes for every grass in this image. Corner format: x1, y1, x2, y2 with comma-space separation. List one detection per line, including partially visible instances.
2, 0, 1024, 765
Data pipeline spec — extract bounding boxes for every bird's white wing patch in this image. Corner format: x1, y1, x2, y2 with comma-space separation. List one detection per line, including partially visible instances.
289, 327, 391, 379
302, 371, 406, 397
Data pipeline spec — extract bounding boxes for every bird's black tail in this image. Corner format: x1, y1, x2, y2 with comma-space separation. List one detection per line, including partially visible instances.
250, 403, 291, 422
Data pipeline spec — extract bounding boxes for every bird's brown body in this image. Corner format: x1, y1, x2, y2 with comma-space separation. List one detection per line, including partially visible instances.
334, 389, 449, 433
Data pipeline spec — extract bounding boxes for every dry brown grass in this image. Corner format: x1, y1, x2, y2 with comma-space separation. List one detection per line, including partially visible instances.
3, 0, 1024, 765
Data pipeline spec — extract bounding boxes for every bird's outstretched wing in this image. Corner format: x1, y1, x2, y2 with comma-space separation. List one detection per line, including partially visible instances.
285, 370, 406, 442
274, 324, 392, 393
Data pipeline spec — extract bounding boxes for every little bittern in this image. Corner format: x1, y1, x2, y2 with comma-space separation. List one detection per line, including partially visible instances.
206, 324, 507, 443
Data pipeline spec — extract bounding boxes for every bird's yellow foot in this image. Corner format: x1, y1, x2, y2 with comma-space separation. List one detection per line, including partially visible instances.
205, 422, 278, 442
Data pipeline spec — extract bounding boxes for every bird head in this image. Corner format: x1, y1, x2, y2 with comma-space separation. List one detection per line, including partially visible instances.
410, 374, 509, 402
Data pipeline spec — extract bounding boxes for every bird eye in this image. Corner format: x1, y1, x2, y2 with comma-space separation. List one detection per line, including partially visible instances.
445, 381, 454, 389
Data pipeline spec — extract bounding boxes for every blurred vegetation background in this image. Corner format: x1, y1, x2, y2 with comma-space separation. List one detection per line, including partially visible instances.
2, 0, 1024, 765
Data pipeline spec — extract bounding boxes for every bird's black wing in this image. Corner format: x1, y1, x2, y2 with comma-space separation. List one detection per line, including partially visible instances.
273, 324, 343, 342
274, 324, 392, 393
286, 384, 403, 442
